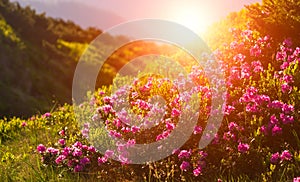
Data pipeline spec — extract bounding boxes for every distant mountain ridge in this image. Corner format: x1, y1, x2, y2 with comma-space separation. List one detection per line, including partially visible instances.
12, 0, 125, 30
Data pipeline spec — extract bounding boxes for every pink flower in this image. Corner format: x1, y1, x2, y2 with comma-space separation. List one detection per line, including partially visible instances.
104, 150, 114, 158
103, 96, 112, 104
37, 144, 46, 153
180, 161, 190, 171
73, 141, 82, 148
98, 156, 107, 165
80, 157, 90, 165
238, 143, 250, 153
88, 146, 96, 153
59, 130, 65, 136
131, 126, 140, 133
272, 125, 282, 136
225, 105, 235, 115
72, 148, 82, 157
74, 164, 83, 172
250, 44, 262, 57
178, 150, 191, 159
260, 125, 268, 135
282, 74, 294, 83
43, 112, 51, 118
276, 51, 287, 61
270, 115, 279, 124
21, 122, 27, 127
58, 139, 65, 146
166, 122, 175, 130
293, 177, 300, 182
193, 166, 202, 176
282, 104, 294, 114
46, 147, 59, 155
62, 147, 71, 156
228, 122, 238, 131
233, 53, 246, 62
280, 113, 294, 124
281, 83, 292, 93
55, 155, 66, 164
270, 152, 280, 164
171, 108, 181, 117
280, 150, 292, 161
193, 126, 202, 134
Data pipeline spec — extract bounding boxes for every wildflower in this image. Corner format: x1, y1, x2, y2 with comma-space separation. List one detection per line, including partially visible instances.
131, 126, 140, 133
281, 83, 292, 93
272, 125, 282, 136
80, 157, 90, 165
225, 105, 235, 115
280, 150, 292, 161
74, 164, 83, 172
282, 104, 294, 114
178, 150, 191, 159
260, 125, 268, 135
282, 74, 294, 83
166, 122, 175, 130
193, 126, 202, 134
171, 108, 181, 117
62, 147, 71, 156
58, 139, 65, 146
250, 44, 262, 57
73, 141, 82, 148
238, 143, 250, 153
55, 155, 66, 164
37, 144, 46, 153
228, 122, 238, 131
46, 147, 59, 155
88, 146, 96, 153
233, 53, 246, 62
180, 161, 190, 171
103, 96, 112, 104
21, 122, 27, 127
43, 112, 51, 118
104, 150, 114, 158
270, 115, 279, 124
59, 130, 65, 136
293, 177, 300, 182
98, 156, 107, 165
270, 152, 280, 164
72, 148, 82, 157
172, 148, 180, 155
193, 166, 202, 176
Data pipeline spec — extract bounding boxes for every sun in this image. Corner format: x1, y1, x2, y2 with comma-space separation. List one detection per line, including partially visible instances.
172, 8, 211, 35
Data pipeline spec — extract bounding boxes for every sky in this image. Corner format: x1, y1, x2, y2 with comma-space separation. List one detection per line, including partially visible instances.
14, 0, 262, 34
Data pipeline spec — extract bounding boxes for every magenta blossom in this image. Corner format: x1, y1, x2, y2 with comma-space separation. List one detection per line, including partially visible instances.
238, 143, 250, 153
193, 166, 202, 176
58, 139, 65, 146
180, 161, 190, 171
37, 144, 46, 153
74, 164, 83, 172
270, 152, 280, 164
280, 150, 292, 161
43, 112, 51, 118
21, 122, 27, 127
178, 150, 191, 159
272, 125, 282, 136
193, 126, 202, 134
55, 155, 66, 164
80, 157, 90, 166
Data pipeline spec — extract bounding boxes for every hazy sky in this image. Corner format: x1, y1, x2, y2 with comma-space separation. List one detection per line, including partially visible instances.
15, 0, 262, 34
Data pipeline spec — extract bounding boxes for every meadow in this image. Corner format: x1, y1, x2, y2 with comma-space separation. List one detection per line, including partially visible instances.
1, 0, 300, 181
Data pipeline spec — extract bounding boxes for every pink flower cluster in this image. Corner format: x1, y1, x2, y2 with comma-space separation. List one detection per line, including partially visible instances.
270, 150, 292, 164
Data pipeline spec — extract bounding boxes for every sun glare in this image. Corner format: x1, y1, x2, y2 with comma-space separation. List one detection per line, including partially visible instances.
172, 8, 211, 35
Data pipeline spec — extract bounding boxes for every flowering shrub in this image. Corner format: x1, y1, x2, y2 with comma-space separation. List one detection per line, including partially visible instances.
35, 29, 300, 181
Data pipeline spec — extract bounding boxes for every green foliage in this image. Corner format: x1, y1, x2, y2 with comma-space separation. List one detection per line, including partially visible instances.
246, 0, 300, 45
